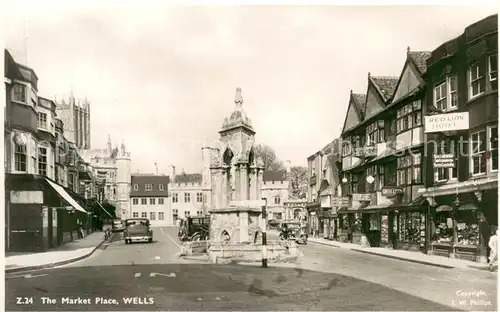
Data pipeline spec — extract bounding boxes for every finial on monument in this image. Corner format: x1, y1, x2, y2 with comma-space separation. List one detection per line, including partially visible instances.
235, 87, 243, 110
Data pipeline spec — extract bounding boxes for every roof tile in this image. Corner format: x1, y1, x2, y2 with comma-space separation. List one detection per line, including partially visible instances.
408, 51, 431, 74
263, 170, 286, 182
370, 76, 399, 102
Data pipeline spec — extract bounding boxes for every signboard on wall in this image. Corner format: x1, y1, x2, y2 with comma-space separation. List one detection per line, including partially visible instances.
331, 196, 349, 208
424, 112, 469, 133
10, 190, 43, 204
433, 154, 455, 168
352, 193, 371, 202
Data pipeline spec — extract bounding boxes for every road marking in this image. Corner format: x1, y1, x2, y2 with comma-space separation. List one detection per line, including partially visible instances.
135, 273, 141, 278
160, 228, 165, 237
150, 272, 176, 277
164, 232, 182, 249
6, 273, 48, 280
215, 297, 222, 301
154, 256, 160, 260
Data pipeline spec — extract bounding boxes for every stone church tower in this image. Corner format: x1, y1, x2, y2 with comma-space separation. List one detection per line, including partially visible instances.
206, 87, 265, 244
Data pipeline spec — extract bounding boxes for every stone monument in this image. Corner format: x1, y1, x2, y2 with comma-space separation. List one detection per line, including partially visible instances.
205, 87, 266, 244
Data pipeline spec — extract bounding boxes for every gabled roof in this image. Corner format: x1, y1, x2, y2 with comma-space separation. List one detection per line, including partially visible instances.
173, 173, 202, 184
391, 48, 431, 105
263, 170, 286, 182
341, 90, 366, 134
408, 49, 431, 75
369, 75, 399, 102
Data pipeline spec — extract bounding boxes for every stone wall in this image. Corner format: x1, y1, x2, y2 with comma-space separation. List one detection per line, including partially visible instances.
207, 241, 300, 263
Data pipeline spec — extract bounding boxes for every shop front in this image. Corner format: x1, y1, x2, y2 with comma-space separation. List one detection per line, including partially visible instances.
337, 209, 364, 244
421, 178, 498, 263
6, 174, 89, 252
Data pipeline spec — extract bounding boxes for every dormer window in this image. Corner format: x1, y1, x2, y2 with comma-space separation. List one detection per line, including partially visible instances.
145, 184, 153, 191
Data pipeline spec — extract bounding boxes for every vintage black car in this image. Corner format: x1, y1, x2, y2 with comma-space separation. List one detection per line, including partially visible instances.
124, 218, 153, 244
279, 221, 308, 244
178, 216, 210, 242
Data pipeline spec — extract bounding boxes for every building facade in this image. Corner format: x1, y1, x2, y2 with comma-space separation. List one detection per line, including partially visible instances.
306, 139, 343, 238
309, 14, 497, 264
262, 170, 289, 221
419, 14, 498, 263
56, 94, 91, 149
129, 174, 170, 226
4, 49, 95, 252
169, 167, 210, 223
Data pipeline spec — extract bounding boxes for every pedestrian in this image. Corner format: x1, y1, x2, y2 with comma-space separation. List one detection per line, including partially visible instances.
488, 229, 498, 271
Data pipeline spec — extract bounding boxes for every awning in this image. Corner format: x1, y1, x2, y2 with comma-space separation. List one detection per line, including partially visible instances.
458, 203, 478, 211
45, 179, 88, 214
391, 195, 427, 210
96, 200, 113, 218
436, 204, 453, 212
361, 202, 392, 213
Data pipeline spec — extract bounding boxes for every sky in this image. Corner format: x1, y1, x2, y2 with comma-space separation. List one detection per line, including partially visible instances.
4, 3, 497, 174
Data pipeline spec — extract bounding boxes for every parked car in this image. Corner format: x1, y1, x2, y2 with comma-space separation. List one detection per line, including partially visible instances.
280, 221, 308, 244
112, 219, 125, 233
178, 216, 210, 242
124, 218, 153, 244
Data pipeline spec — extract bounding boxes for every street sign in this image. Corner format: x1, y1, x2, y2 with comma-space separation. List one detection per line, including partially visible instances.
331, 197, 349, 208
433, 154, 455, 168
353, 193, 371, 202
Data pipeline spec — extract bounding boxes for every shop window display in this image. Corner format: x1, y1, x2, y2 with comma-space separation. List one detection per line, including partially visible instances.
456, 210, 480, 246
398, 212, 420, 244
432, 212, 453, 243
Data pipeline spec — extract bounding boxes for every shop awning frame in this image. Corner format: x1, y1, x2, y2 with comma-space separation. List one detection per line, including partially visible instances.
96, 200, 113, 218
45, 179, 88, 214
458, 203, 478, 211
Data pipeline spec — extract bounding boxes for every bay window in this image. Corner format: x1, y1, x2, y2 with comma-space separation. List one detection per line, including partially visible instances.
12, 84, 27, 103
488, 125, 498, 172
14, 143, 27, 172
397, 100, 422, 134
470, 130, 487, 176
366, 165, 385, 191
38, 147, 47, 176
433, 76, 457, 111
397, 154, 422, 186
469, 63, 486, 99
397, 155, 412, 186
366, 121, 384, 146
342, 138, 352, 156
434, 140, 458, 182
351, 173, 359, 194
489, 54, 497, 82
38, 112, 47, 130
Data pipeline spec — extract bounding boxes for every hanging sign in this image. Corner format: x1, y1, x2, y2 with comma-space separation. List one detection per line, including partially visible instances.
331, 196, 350, 208
381, 187, 403, 198
353, 193, 371, 202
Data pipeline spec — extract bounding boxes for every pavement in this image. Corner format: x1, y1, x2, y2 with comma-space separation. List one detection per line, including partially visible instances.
5, 230, 112, 273
306, 235, 490, 270
4, 226, 497, 311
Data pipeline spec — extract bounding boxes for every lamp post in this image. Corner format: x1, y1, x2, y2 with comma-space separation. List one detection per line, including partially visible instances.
261, 197, 268, 268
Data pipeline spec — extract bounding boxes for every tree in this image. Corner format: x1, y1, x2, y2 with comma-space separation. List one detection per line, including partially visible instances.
252, 144, 284, 171
288, 166, 308, 199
